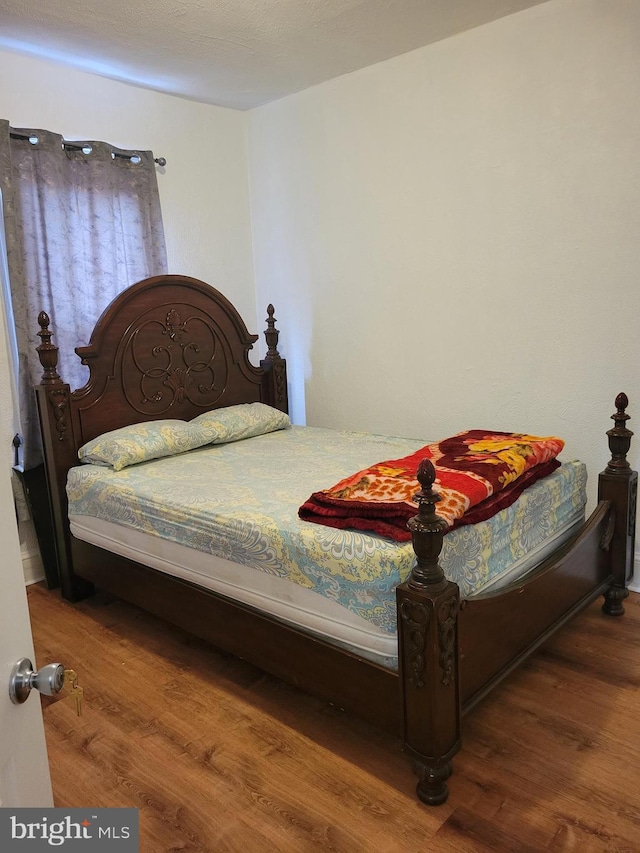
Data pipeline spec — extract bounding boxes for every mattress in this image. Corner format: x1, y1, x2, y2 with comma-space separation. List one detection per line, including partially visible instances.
67, 425, 587, 669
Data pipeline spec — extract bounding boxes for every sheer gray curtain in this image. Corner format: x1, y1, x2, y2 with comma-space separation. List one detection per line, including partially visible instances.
0, 120, 167, 468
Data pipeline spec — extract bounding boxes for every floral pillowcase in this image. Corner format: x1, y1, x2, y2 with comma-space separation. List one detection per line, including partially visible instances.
78, 403, 291, 470
190, 402, 291, 445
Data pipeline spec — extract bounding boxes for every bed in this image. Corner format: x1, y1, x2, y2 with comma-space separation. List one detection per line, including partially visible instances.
35, 274, 637, 806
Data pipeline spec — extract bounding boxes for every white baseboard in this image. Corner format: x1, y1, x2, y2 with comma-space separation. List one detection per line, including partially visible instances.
22, 549, 45, 586
629, 550, 640, 594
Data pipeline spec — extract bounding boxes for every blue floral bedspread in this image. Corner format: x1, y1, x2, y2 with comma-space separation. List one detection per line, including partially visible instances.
66, 426, 587, 634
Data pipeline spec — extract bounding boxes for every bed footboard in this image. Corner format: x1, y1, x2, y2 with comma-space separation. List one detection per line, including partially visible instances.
396, 395, 636, 805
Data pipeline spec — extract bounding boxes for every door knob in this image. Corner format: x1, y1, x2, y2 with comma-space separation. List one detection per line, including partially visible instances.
9, 657, 64, 705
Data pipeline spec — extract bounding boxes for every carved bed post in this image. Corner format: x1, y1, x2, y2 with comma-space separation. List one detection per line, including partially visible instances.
396, 459, 461, 805
260, 304, 289, 414
35, 312, 93, 602
598, 393, 637, 616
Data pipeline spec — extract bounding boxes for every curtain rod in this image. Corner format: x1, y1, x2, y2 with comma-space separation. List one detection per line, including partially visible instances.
9, 130, 166, 167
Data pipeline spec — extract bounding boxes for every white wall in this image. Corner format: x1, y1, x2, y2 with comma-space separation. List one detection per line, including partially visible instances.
0, 49, 256, 327
248, 0, 640, 526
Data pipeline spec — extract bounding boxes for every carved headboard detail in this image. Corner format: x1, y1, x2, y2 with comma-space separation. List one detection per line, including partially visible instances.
37, 274, 287, 446
96, 303, 235, 415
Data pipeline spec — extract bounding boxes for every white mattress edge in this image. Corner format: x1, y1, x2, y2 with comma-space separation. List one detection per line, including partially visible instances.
69, 514, 400, 667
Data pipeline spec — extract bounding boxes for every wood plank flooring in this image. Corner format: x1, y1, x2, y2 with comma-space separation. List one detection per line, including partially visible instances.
27, 584, 640, 852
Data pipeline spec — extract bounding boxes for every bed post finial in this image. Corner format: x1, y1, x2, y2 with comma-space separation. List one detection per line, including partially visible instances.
36, 311, 61, 385
406, 459, 448, 589
599, 393, 637, 616
396, 457, 461, 806
605, 392, 633, 473
260, 304, 288, 414
264, 304, 281, 361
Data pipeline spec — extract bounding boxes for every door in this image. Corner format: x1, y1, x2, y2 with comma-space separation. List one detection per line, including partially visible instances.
0, 295, 53, 806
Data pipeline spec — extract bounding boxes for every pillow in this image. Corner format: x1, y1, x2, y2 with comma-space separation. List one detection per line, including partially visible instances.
190, 403, 291, 445
78, 419, 209, 471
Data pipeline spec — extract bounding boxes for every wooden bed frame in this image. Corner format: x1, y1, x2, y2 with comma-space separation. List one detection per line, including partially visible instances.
35, 274, 637, 806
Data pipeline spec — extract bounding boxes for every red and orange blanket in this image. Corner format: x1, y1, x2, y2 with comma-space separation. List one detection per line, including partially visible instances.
299, 431, 564, 542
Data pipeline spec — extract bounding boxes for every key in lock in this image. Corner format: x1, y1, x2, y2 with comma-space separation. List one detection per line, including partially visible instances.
9, 658, 83, 716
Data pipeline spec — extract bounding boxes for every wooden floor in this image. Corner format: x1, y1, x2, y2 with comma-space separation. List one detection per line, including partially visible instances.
27, 583, 640, 853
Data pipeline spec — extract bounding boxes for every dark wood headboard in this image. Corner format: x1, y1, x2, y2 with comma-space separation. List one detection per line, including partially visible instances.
35, 273, 288, 597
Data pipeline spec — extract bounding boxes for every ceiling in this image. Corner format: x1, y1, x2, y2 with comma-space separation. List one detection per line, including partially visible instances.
0, 0, 550, 110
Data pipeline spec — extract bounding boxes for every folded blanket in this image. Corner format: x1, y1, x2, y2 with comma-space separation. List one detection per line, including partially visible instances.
298, 430, 564, 542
